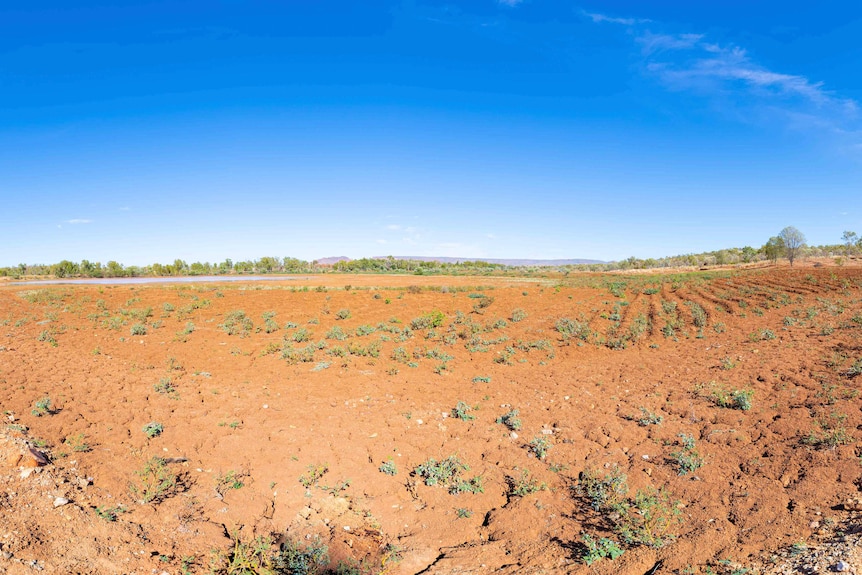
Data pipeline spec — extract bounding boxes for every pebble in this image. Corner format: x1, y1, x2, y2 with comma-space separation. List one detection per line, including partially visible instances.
53, 497, 70, 508
1, 551, 12, 560
834, 561, 850, 572
510, 432, 518, 439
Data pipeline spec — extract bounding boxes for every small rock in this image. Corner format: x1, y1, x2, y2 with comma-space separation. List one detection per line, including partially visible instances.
642, 454, 650, 460
844, 498, 862, 511
809, 520, 820, 529
510, 432, 518, 439
416, 419, 423, 425
343, 526, 351, 531
1, 551, 12, 560
53, 497, 71, 507
262, 404, 269, 409
834, 561, 850, 572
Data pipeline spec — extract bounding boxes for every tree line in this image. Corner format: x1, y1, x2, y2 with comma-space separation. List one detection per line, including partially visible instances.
3, 228, 860, 279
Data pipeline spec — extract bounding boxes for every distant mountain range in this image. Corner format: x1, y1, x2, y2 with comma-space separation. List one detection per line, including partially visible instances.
315, 256, 605, 266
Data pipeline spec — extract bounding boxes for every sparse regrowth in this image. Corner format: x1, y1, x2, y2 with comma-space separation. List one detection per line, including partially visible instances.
219, 310, 253, 337
414, 455, 484, 495
31, 396, 52, 417
130, 457, 180, 504
143, 421, 164, 438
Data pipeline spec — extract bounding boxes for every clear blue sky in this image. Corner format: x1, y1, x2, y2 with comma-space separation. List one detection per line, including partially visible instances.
2, 1, 861, 266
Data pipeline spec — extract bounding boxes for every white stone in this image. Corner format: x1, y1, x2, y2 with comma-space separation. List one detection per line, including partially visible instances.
53, 497, 70, 508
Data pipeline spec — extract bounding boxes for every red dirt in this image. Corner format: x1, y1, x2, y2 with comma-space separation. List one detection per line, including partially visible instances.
2, 267, 862, 574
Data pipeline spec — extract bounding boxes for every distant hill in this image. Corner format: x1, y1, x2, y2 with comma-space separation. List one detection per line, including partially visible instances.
316, 256, 604, 266
315, 256, 352, 265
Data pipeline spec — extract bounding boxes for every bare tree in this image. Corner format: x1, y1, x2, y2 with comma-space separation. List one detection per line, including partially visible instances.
778, 226, 806, 267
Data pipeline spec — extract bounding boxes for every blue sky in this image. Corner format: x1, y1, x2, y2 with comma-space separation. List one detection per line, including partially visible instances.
2, 1, 861, 266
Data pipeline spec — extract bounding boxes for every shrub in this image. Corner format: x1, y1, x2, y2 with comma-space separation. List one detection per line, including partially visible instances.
496, 409, 522, 431
262, 311, 279, 333
507, 470, 546, 497
510, 308, 527, 323
379, 460, 398, 476
451, 401, 475, 421
130, 323, 147, 336
129, 457, 180, 504
207, 533, 276, 575
143, 421, 164, 438
529, 435, 552, 460
698, 382, 753, 411
299, 464, 328, 488
410, 310, 445, 330
577, 465, 628, 512
616, 486, 681, 548
37, 329, 58, 346
214, 470, 245, 496
354, 324, 377, 336
669, 433, 704, 475
293, 327, 311, 342
325, 326, 348, 341
803, 411, 853, 448
685, 301, 708, 328
31, 396, 52, 417
271, 536, 329, 575
63, 433, 90, 453
95, 505, 126, 522
471, 296, 495, 314
414, 455, 484, 495
154, 377, 177, 397
581, 533, 624, 565
335, 308, 351, 320
219, 310, 253, 337
635, 407, 663, 426
555, 317, 592, 342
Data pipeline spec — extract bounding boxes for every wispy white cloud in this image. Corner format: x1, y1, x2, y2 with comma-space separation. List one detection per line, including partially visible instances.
583, 11, 650, 26
118, 206, 131, 212
498, 0, 524, 7
647, 43, 856, 114
66, 219, 93, 224
637, 32, 703, 54
585, 11, 859, 143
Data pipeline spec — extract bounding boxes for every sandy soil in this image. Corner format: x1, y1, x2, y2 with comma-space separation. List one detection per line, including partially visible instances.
1, 267, 862, 574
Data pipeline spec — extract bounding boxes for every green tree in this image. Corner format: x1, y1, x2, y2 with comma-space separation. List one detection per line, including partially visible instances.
778, 226, 806, 267
51, 260, 78, 278
842, 231, 858, 255
762, 236, 785, 264
105, 260, 125, 277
